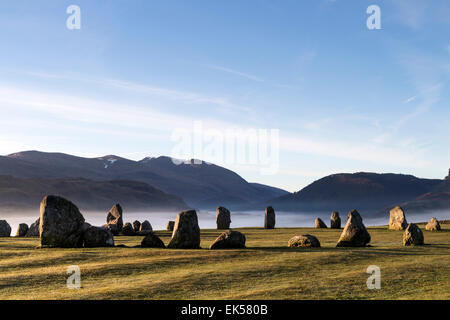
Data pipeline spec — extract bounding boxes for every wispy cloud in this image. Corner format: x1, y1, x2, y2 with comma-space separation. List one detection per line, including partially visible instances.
404, 96, 417, 103
205, 65, 264, 82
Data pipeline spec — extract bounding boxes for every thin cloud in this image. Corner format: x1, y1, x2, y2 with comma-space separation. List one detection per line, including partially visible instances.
404, 96, 417, 103
206, 65, 264, 82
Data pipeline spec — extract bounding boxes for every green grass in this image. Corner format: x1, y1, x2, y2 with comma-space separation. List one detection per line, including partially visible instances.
0, 223, 449, 300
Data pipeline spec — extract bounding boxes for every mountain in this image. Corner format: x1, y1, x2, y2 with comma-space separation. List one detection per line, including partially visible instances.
0, 175, 188, 212
400, 179, 450, 213
270, 172, 443, 215
0, 151, 288, 209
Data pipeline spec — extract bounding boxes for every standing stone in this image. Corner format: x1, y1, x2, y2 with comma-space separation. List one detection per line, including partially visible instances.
330, 212, 341, 229
403, 223, 424, 246
39, 195, 85, 248
106, 203, 123, 235
132, 220, 141, 233
388, 206, 408, 230
288, 234, 321, 248
82, 226, 114, 247
0, 220, 11, 237
425, 217, 441, 231
264, 206, 276, 229
122, 222, 136, 236
216, 206, 231, 229
26, 218, 40, 237
16, 223, 29, 237
336, 210, 371, 247
166, 220, 175, 231
210, 230, 246, 249
167, 210, 200, 249
141, 232, 166, 248
315, 218, 327, 228
140, 220, 153, 233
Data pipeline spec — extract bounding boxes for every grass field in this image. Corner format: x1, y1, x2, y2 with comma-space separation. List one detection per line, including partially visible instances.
0, 223, 449, 300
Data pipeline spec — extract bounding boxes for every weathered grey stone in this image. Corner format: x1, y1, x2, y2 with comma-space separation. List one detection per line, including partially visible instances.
82, 226, 114, 247
330, 212, 341, 229
140, 220, 153, 232
336, 210, 371, 247
0, 220, 11, 237
403, 223, 424, 246
39, 195, 85, 248
315, 218, 327, 228
122, 222, 136, 236
264, 206, 275, 229
425, 217, 441, 231
141, 232, 166, 248
389, 206, 408, 230
210, 230, 246, 249
132, 220, 141, 233
216, 206, 231, 229
288, 234, 321, 248
166, 220, 175, 231
167, 210, 201, 249
16, 223, 29, 237
25, 218, 40, 237
106, 203, 123, 235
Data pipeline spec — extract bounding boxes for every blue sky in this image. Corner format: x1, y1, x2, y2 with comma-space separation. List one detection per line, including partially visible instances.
0, 0, 449, 192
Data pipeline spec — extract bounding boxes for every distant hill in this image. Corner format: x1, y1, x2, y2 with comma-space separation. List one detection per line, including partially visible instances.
0, 175, 188, 212
270, 172, 443, 215
0, 151, 289, 209
400, 179, 450, 213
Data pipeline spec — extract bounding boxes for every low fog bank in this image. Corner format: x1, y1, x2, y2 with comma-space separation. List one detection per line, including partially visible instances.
2, 209, 449, 235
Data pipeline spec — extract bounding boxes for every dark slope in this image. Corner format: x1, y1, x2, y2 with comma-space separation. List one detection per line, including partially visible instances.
0, 175, 188, 212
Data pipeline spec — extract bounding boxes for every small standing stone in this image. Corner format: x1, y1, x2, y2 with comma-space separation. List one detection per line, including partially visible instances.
106, 203, 123, 235
403, 223, 424, 246
315, 218, 327, 228
388, 206, 408, 230
167, 210, 201, 249
330, 212, 341, 229
210, 230, 246, 249
141, 232, 166, 248
16, 223, 29, 237
166, 221, 175, 231
264, 206, 276, 229
0, 220, 11, 237
82, 226, 114, 247
122, 222, 136, 236
216, 206, 231, 229
132, 220, 141, 233
26, 218, 40, 237
336, 210, 371, 247
140, 220, 153, 233
288, 234, 321, 248
425, 217, 441, 231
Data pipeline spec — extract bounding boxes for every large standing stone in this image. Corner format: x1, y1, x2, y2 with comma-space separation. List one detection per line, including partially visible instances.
0, 220, 11, 237
16, 223, 29, 237
336, 210, 371, 247
39, 195, 85, 248
216, 206, 231, 229
264, 206, 276, 229
425, 217, 441, 231
330, 212, 341, 229
166, 220, 175, 231
132, 220, 141, 233
141, 232, 166, 248
167, 210, 201, 249
82, 226, 114, 247
26, 218, 40, 237
210, 230, 246, 249
388, 206, 408, 230
403, 223, 424, 246
288, 234, 321, 248
106, 203, 123, 235
122, 222, 136, 236
315, 218, 327, 228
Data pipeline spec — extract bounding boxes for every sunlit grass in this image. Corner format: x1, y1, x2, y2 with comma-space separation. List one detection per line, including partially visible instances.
0, 223, 448, 299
